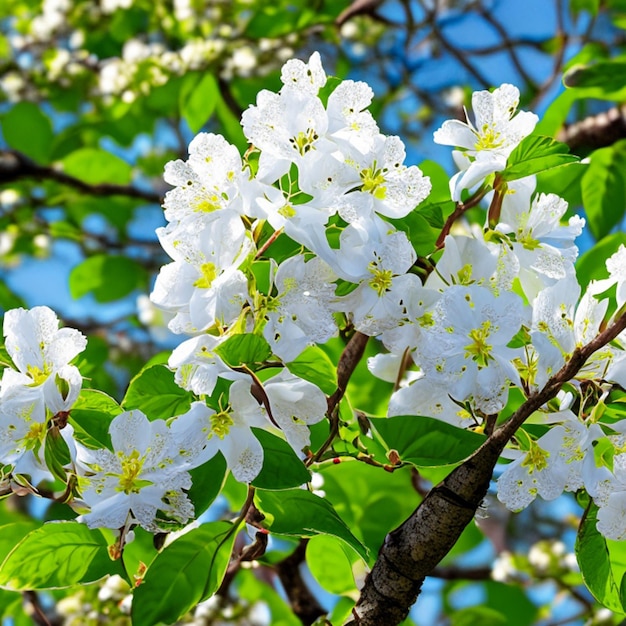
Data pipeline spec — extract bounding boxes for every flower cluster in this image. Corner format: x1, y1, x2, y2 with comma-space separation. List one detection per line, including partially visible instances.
0, 306, 86, 484
4, 54, 626, 548
149, 52, 432, 487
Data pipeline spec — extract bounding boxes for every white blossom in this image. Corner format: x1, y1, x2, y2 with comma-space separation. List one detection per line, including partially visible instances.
76, 410, 196, 532
434, 83, 537, 200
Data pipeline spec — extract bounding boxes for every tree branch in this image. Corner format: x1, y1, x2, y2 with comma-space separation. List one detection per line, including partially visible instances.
0, 150, 162, 204
347, 311, 626, 625
274, 540, 326, 626
557, 104, 626, 154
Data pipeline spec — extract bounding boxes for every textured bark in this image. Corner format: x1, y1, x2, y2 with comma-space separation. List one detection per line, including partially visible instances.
346, 312, 626, 626
346, 437, 504, 625
558, 104, 626, 154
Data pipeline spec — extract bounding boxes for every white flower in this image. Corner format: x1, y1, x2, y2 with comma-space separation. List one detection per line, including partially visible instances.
168, 334, 246, 397
425, 234, 499, 292
301, 135, 431, 222
76, 410, 196, 532
434, 83, 537, 200
261, 255, 338, 362
3, 306, 86, 389
262, 371, 327, 454
151, 214, 253, 333
325, 80, 379, 154
588, 244, 626, 310
168, 334, 246, 396
280, 51, 326, 95
241, 86, 332, 182
497, 408, 604, 512
333, 223, 420, 336
414, 285, 524, 413
0, 383, 51, 484
162, 133, 258, 224
529, 275, 612, 388
169, 383, 270, 483
388, 375, 474, 428
497, 179, 584, 300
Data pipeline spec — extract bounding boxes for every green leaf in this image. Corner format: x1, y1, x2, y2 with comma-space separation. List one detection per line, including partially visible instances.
306, 535, 357, 594
44, 426, 72, 482
535, 161, 587, 208
215, 94, 247, 152
564, 61, 626, 94
0, 280, 26, 313
388, 211, 440, 256
369, 415, 485, 467
570, 0, 600, 16
576, 503, 626, 612
501, 135, 578, 182
69, 255, 147, 302
451, 606, 507, 626
577, 233, 626, 290
187, 453, 228, 518
286, 345, 337, 395
581, 141, 626, 240
62, 147, 132, 185
243, 2, 334, 38
70, 389, 122, 449
131, 521, 236, 626
0, 521, 111, 590
122, 364, 193, 421
418, 160, 452, 204
254, 489, 369, 562
215, 333, 272, 367
181, 73, 219, 133
482, 580, 538, 626
251, 429, 311, 490
2, 102, 54, 164
237, 568, 301, 625
0, 522, 40, 566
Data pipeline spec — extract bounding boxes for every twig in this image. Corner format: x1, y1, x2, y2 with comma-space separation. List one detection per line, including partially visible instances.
274, 540, 326, 626
0, 150, 162, 204
347, 311, 626, 626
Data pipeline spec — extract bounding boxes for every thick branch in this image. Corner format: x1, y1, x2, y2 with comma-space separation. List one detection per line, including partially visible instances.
275, 540, 325, 626
0, 150, 162, 204
557, 104, 626, 154
347, 312, 626, 626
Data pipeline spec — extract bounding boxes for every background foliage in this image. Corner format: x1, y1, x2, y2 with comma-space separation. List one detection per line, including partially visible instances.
2, 0, 626, 624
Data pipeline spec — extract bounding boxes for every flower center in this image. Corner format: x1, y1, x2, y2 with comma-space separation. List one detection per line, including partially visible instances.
522, 442, 550, 473
27, 363, 51, 385
368, 264, 394, 296
360, 165, 387, 200
194, 194, 222, 213
278, 204, 297, 219
210, 410, 234, 439
117, 450, 150, 494
289, 129, 319, 156
194, 262, 218, 289
464, 320, 493, 366
475, 124, 505, 151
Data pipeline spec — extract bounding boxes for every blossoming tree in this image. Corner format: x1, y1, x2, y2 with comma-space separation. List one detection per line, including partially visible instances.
3, 1, 626, 625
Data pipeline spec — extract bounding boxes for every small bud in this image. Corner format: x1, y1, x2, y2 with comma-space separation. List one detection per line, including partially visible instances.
387, 449, 401, 466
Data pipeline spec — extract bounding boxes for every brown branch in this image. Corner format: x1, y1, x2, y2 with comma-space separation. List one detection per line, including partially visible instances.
557, 104, 626, 154
430, 565, 492, 580
309, 331, 370, 465
346, 311, 626, 626
0, 150, 162, 204
22, 591, 57, 626
336, 0, 386, 27
274, 540, 326, 626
